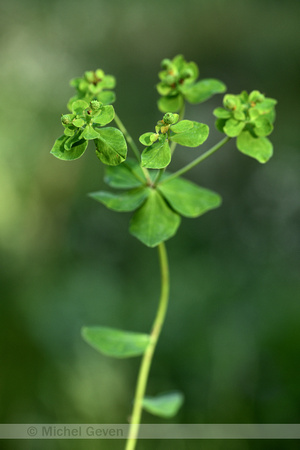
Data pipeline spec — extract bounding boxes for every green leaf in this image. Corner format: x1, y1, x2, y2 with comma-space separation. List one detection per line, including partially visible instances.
159, 177, 221, 218
223, 118, 245, 137
170, 120, 194, 133
73, 118, 85, 128
158, 95, 183, 113
139, 132, 156, 146
64, 131, 82, 150
237, 130, 273, 163
95, 127, 127, 166
72, 100, 89, 115
169, 121, 209, 147
255, 98, 277, 114
104, 158, 146, 189
215, 118, 226, 133
141, 138, 171, 169
97, 90, 116, 105
129, 189, 181, 247
81, 326, 150, 358
213, 107, 231, 119
93, 105, 115, 126
50, 135, 88, 160
88, 188, 149, 212
182, 79, 226, 104
142, 391, 184, 418
82, 125, 100, 140
253, 117, 273, 137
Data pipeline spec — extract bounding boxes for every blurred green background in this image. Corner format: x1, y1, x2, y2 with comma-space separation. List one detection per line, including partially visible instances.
0, 0, 300, 449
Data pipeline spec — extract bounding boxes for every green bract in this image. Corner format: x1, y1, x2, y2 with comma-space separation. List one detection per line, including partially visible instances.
50, 100, 127, 165
140, 115, 209, 170
214, 90, 277, 163
67, 68, 116, 111
157, 54, 226, 113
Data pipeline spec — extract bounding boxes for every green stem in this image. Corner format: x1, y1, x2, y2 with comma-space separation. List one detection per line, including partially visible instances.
114, 113, 141, 162
114, 113, 152, 185
170, 102, 185, 156
160, 136, 231, 184
125, 242, 170, 450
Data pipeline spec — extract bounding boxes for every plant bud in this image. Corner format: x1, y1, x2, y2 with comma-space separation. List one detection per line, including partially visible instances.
163, 113, 176, 124
161, 59, 172, 70
90, 100, 102, 111
224, 94, 239, 110
180, 68, 193, 79
61, 114, 71, 125
249, 90, 265, 103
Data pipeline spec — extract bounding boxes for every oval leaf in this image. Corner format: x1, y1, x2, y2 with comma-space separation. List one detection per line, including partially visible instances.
88, 188, 149, 212
159, 177, 221, 218
183, 79, 226, 104
95, 127, 127, 166
157, 95, 184, 113
142, 391, 184, 418
236, 131, 273, 163
93, 105, 115, 126
50, 135, 88, 160
170, 120, 194, 134
104, 158, 146, 189
81, 326, 150, 358
82, 124, 100, 140
170, 122, 209, 147
139, 132, 156, 146
129, 190, 181, 247
97, 90, 116, 105
141, 139, 171, 169
223, 118, 245, 137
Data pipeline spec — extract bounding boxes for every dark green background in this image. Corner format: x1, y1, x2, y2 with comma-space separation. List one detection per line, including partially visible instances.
0, 0, 299, 449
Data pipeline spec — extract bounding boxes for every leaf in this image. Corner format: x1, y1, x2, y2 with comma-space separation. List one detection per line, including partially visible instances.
50, 135, 88, 160
169, 121, 209, 147
237, 130, 273, 163
64, 130, 82, 150
82, 124, 100, 140
182, 79, 226, 104
104, 158, 146, 189
88, 187, 149, 212
223, 118, 245, 137
253, 117, 273, 137
159, 177, 221, 218
93, 105, 115, 126
142, 391, 184, 418
81, 326, 150, 358
129, 189, 181, 247
215, 118, 226, 133
141, 138, 171, 169
73, 118, 85, 128
139, 132, 156, 146
97, 90, 116, 105
72, 100, 89, 114
158, 95, 184, 113
213, 107, 231, 119
170, 120, 194, 133
95, 127, 127, 166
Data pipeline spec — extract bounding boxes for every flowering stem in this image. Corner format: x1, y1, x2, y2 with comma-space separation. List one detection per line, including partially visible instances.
114, 113, 141, 162
125, 242, 170, 450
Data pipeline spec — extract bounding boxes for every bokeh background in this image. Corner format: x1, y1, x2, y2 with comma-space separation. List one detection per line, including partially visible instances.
0, 0, 299, 449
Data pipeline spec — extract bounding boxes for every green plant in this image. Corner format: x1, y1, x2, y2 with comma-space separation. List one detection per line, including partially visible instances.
50, 55, 277, 450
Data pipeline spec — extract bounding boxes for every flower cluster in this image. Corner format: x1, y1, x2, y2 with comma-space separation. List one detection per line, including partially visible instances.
67, 69, 116, 111
214, 90, 277, 138
157, 55, 226, 113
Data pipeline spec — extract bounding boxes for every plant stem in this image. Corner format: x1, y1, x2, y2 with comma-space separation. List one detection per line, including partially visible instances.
114, 113, 152, 185
125, 242, 170, 450
114, 113, 141, 162
159, 136, 231, 184
170, 102, 185, 156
